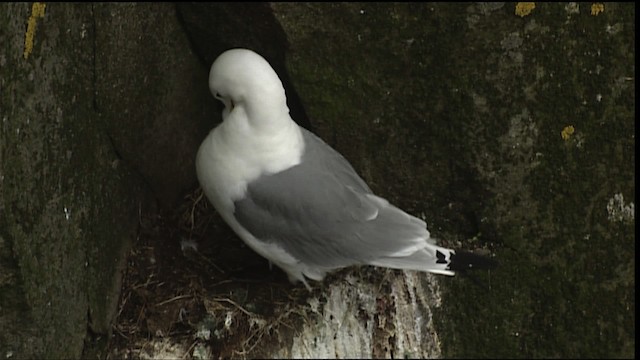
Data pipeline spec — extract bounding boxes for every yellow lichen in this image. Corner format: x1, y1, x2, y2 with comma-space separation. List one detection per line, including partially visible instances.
561, 125, 575, 141
591, 3, 604, 16
515, 2, 536, 17
23, 2, 47, 60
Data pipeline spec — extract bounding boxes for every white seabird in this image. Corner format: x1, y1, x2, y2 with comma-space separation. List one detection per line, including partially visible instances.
196, 48, 491, 289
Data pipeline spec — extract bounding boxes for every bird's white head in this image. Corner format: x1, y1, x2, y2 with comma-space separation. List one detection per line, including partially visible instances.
209, 49, 291, 131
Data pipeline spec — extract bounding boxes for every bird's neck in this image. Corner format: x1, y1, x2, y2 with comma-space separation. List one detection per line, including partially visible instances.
219, 107, 304, 175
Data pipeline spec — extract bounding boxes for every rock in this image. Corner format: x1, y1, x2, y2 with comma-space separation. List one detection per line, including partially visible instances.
94, 3, 215, 208
0, 3, 148, 358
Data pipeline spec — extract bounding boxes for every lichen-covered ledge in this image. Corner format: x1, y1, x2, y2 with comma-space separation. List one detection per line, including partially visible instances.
277, 271, 444, 358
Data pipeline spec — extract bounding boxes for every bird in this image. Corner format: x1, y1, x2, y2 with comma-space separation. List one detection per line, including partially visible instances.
196, 48, 494, 289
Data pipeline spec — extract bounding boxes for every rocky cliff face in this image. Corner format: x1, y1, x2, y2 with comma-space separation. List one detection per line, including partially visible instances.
0, 3, 634, 359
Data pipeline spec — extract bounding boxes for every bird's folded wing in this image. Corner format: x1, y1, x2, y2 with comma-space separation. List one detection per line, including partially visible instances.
233, 129, 429, 268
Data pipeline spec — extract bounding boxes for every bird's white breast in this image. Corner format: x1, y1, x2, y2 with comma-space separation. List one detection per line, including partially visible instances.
195, 113, 309, 282
195, 110, 304, 216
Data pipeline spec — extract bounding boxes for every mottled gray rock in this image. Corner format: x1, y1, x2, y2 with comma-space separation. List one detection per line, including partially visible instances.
0, 2, 211, 358
0, 3, 148, 359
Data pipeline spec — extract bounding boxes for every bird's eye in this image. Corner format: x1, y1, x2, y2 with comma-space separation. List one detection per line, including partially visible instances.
215, 92, 222, 99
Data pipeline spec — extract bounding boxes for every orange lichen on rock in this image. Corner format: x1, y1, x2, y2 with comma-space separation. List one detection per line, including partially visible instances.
561, 125, 575, 141
23, 2, 47, 60
515, 2, 536, 17
591, 3, 604, 16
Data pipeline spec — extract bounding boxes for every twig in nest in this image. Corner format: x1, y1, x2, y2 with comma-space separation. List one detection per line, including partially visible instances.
155, 294, 193, 307
113, 324, 130, 340
190, 189, 205, 232
211, 297, 255, 317
196, 251, 226, 274
116, 289, 132, 319
182, 340, 198, 360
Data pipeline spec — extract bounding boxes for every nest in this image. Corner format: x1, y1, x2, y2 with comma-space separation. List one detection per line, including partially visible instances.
106, 187, 312, 359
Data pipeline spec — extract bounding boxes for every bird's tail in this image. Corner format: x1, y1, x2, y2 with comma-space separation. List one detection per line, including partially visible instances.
370, 244, 497, 276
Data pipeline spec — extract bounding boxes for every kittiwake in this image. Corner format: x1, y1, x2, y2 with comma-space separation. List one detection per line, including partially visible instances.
196, 48, 493, 289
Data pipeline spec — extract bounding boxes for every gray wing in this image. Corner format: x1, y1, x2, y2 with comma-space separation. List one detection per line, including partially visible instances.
233, 128, 428, 268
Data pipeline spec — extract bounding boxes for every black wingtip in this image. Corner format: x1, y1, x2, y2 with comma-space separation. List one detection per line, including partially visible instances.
448, 250, 498, 272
